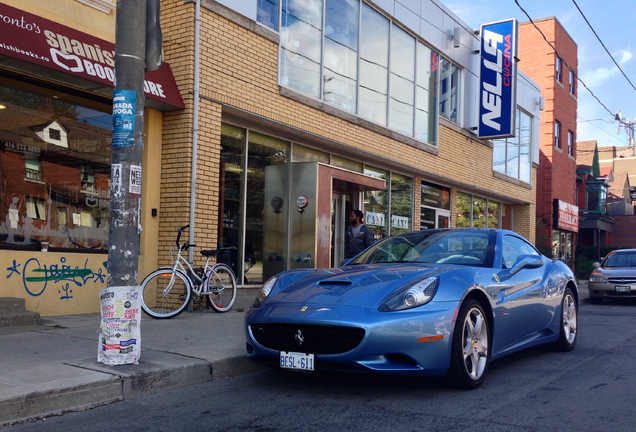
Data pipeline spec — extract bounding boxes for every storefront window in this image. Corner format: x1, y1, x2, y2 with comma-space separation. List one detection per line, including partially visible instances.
390, 173, 412, 235
219, 125, 246, 281
456, 192, 503, 229
472, 196, 487, 228
456, 192, 472, 228
292, 143, 329, 163
331, 155, 362, 172
0, 85, 111, 250
363, 165, 387, 239
247, 132, 289, 284
420, 181, 450, 230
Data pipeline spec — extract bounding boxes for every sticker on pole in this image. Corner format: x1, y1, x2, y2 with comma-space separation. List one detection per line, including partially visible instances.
112, 163, 123, 196
97, 286, 142, 365
129, 165, 142, 194
112, 89, 136, 147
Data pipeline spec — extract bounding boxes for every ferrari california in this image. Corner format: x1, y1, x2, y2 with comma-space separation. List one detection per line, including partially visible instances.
245, 228, 578, 389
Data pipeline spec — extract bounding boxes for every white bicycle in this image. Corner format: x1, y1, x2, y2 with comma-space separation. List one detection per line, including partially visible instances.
140, 225, 237, 319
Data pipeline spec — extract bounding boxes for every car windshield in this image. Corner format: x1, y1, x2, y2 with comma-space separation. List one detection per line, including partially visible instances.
603, 251, 636, 268
348, 230, 494, 268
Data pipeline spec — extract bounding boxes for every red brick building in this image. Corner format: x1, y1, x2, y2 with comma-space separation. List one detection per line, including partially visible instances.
519, 18, 579, 268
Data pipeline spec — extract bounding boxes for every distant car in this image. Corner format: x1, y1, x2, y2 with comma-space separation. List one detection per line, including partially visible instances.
588, 248, 636, 304
245, 228, 578, 389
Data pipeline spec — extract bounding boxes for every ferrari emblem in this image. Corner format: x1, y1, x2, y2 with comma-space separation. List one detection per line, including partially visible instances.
301, 306, 308, 311
295, 330, 304, 346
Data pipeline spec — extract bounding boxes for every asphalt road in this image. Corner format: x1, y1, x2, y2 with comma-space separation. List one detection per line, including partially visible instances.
4, 297, 636, 432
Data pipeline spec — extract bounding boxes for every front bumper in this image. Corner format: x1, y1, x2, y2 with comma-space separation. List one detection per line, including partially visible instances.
588, 281, 636, 299
244, 300, 459, 376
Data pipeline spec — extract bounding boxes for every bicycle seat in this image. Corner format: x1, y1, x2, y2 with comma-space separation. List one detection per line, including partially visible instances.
201, 250, 218, 258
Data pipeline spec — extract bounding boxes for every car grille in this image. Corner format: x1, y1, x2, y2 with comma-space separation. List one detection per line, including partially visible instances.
607, 277, 636, 284
250, 323, 365, 354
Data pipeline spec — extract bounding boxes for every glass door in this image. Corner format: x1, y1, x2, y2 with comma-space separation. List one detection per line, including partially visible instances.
331, 192, 353, 267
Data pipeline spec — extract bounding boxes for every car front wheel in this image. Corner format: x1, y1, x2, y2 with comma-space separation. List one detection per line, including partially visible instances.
554, 287, 577, 351
448, 299, 489, 389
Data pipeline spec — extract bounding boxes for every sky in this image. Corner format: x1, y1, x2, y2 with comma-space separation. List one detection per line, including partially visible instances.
438, 0, 636, 149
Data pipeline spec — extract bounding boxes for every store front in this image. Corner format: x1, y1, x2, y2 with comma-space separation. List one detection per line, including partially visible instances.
552, 199, 578, 267
0, 3, 183, 316
420, 180, 451, 229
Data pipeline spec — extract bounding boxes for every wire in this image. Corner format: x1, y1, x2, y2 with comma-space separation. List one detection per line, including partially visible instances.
513, 0, 617, 119
570, 0, 636, 94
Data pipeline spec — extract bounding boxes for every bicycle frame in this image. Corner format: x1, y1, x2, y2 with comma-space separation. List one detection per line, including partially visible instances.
162, 244, 212, 296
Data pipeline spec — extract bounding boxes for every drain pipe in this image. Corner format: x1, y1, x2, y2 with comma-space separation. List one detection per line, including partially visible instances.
188, 0, 201, 262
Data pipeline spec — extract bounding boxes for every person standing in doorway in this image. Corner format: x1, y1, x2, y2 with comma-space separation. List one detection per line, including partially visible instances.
345, 209, 374, 258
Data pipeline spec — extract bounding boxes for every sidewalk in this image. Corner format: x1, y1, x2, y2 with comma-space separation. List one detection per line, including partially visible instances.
0, 289, 263, 426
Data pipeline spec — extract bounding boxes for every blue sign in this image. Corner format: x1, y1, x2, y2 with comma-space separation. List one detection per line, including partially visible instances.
478, 19, 518, 139
112, 89, 136, 147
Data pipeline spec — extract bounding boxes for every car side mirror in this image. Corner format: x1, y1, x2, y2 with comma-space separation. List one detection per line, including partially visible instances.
593, 262, 600, 268
495, 254, 544, 282
341, 258, 352, 266
509, 254, 544, 276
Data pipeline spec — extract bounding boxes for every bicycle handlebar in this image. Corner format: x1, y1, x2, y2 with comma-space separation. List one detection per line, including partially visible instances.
176, 225, 190, 247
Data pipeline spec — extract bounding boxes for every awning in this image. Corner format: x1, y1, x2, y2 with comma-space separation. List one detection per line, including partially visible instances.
0, 3, 184, 111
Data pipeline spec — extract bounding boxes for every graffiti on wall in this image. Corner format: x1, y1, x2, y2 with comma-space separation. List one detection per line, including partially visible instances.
5, 256, 107, 300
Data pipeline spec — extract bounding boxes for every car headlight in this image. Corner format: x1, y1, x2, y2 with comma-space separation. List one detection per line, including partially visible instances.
254, 275, 278, 307
379, 277, 439, 312
589, 276, 606, 283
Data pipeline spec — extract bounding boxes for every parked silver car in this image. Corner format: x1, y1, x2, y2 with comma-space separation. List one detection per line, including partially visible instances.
588, 249, 636, 304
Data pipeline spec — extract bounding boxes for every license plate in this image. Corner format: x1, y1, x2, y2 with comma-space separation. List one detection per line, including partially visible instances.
280, 351, 314, 371
615, 285, 632, 293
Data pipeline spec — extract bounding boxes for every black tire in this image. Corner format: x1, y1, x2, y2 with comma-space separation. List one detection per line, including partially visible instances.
448, 298, 490, 389
553, 287, 577, 351
206, 263, 237, 312
141, 268, 192, 319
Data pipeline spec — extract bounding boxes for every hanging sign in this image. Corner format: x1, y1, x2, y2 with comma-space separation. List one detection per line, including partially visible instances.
478, 19, 518, 139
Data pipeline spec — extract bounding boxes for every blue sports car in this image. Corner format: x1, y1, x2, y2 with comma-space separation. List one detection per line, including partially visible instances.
245, 228, 578, 389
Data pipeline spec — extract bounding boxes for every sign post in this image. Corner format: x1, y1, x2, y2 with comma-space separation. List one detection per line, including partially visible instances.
99, 0, 156, 366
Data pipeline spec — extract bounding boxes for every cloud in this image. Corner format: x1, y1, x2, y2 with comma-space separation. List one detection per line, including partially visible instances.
581, 47, 633, 88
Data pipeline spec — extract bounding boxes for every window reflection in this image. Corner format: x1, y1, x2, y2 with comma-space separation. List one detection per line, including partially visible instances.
364, 165, 387, 239
257, 0, 279, 30
439, 56, 460, 124
389, 24, 415, 135
359, 3, 389, 125
390, 173, 412, 235
493, 108, 532, 183
280, 0, 323, 98
279, 0, 442, 144
0, 85, 111, 250
415, 45, 437, 144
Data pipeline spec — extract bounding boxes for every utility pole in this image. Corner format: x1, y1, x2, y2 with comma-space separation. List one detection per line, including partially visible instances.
109, 0, 147, 287
616, 110, 636, 156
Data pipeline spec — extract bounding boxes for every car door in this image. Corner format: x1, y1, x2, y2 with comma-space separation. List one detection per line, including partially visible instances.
491, 234, 553, 355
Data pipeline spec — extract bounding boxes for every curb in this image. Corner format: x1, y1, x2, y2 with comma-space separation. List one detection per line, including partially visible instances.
0, 350, 261, 426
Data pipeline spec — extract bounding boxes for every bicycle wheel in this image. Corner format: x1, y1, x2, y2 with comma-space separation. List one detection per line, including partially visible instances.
141, 268, 192, 318
205, 263, 237, 312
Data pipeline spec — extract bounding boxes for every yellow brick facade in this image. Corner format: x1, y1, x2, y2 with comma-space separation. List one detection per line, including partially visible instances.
158, 0, 537, 262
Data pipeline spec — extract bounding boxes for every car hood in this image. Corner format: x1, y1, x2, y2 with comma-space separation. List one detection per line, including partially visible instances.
267, 263, 444, 309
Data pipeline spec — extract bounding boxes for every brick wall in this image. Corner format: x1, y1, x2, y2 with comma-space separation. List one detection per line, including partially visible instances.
157, 1, 538, 259
519, 18, 578, 250
611, 216, 636, 247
